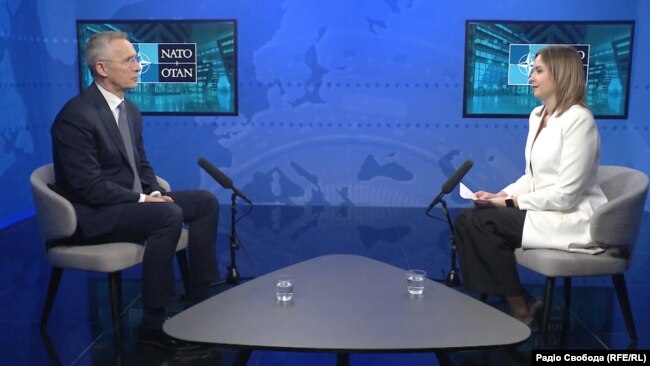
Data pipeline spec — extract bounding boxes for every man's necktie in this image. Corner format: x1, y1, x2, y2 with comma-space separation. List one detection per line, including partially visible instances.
117, 102, 143, 193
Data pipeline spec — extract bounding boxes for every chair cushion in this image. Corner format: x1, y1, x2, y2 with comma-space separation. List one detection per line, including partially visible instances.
47, 229, 188, 272
515, 247, 627, 277
47, 242, 144, 272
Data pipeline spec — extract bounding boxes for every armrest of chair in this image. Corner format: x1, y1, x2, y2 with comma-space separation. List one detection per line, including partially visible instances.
30, 170, 77, 241
590, 169, 649, 249
156, 176, 171, 192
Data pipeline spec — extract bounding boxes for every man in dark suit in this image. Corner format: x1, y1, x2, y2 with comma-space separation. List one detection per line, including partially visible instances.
51, 31, 219, 351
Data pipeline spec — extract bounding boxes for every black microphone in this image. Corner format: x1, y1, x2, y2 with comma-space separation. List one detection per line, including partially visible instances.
426, 159, 474, 212
197, 157, 252, 204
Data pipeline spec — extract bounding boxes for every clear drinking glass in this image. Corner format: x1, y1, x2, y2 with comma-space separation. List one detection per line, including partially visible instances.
406, 269, 426, 295
275, 275, 294, 302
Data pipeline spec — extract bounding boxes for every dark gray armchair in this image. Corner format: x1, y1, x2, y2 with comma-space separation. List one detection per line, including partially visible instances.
30, 164, 190, 349
515, 165, 649, 346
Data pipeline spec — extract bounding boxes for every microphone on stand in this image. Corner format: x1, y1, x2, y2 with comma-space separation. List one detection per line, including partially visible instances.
425, 159, 474, 287
197, 157, 253, 285
197, 157, 252, 204
426, 159, 474, 213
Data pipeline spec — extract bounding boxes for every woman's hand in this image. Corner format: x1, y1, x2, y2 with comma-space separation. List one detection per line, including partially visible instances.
474, 191, 499, 200
472, 191, 510, 208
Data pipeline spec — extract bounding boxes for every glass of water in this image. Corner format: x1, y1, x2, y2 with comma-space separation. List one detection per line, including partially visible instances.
275, 275, 294, 302
406, 269, 426, 295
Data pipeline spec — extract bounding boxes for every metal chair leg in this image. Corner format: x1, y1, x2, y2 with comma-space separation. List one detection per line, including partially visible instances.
108, 272, 124, 350
612, 274, 637, 343
40, 267, 64, 330
540, 277, 555, 347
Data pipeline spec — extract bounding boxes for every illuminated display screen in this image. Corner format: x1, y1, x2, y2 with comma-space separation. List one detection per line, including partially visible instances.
463, 20, 634, 119
77, 19, 238, 115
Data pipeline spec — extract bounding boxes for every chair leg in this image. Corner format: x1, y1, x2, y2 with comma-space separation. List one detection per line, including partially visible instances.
176, 249, 191, 296
40, 267, 64, 330
107, 272, 124, 350
540, 277, 555, 347
559, 277, 572, 344
563, 277, 572, 310
612, 274, 637, 343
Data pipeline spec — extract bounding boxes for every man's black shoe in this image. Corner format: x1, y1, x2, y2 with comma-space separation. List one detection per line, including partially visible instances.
138, 327, 207, 353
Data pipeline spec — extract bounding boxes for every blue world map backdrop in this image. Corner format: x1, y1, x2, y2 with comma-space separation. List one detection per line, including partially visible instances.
0, 0, 649, 227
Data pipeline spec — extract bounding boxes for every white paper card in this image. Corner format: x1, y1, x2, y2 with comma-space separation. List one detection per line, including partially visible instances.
459, 182, 477, 200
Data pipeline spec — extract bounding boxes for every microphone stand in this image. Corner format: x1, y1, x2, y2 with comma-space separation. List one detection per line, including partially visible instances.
225, 191, 241, 284
211, 191, 242, 287
440, 198, 462, 287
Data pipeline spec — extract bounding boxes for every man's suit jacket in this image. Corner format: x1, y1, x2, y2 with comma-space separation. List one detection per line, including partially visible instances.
502, 105, 608, 253
51, 83, 163, 238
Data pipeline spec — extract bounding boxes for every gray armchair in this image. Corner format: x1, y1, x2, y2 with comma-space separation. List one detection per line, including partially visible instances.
30, 164, 190, 349
515, 165, 649, 346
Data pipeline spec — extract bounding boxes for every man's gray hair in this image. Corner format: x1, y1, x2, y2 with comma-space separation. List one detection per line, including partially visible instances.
86, 31, 129, 78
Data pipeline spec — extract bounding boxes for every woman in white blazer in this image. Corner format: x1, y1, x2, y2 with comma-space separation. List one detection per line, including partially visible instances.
454, 45, 607, 328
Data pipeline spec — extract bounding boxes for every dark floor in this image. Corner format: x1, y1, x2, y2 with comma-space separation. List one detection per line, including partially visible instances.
1, 205, 648, 365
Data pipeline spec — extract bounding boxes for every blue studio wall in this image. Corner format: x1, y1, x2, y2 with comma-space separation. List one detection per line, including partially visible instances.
0, 0, 649, 228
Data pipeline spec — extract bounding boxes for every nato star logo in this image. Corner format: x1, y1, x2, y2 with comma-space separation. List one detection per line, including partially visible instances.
517, 52, 535, 80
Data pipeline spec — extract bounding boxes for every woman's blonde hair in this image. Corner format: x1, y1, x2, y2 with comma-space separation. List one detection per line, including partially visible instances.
535, 45, 587, 116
